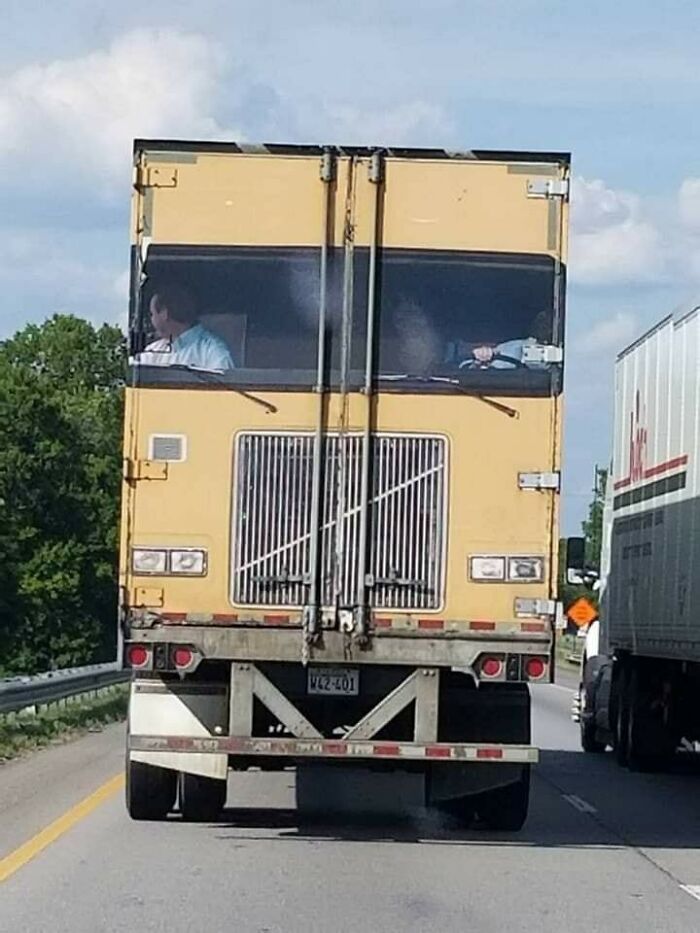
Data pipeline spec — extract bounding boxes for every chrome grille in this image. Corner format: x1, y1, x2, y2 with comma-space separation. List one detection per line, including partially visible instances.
233, 433, 446, 609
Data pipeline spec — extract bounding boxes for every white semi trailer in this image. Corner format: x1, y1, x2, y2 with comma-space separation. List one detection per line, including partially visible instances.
574, 304, 700, 767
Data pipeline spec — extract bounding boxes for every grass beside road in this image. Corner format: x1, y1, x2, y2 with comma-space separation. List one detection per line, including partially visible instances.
0, 685, 128, 763
555, 633, 582, 671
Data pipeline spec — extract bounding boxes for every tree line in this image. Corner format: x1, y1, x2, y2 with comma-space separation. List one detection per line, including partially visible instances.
0, 316, 126, 676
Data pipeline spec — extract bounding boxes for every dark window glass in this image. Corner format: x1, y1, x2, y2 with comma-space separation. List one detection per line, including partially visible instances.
130, 246, 561, 394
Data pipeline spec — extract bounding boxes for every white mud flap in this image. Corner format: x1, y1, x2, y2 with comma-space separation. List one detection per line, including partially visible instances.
128, 678, 228, 780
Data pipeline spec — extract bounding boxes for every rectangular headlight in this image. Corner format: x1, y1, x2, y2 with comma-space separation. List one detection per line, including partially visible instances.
169, 549, 207, 575
132, 548, 167, 574
507, 556, 544, 582
470, 556, 506, 581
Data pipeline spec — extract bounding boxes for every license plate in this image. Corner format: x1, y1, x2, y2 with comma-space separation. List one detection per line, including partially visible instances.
307, 667, 359, 696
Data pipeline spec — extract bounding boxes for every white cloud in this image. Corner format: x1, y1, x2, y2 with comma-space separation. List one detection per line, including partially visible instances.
0, 30, 237, 184
569, 177, 664, 286
0, 226, 126, 338
315, 100, 450, 146
578, 311, 638, 353
679, 178, 700, 232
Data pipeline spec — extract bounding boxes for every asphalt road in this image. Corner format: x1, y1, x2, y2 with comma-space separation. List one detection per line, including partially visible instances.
2, 676, 700, 933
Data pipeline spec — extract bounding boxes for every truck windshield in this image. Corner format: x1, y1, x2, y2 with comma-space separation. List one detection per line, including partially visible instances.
130, 245, 561, 394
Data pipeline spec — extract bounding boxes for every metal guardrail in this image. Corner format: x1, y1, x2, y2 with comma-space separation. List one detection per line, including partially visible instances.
0, 662, 129, 715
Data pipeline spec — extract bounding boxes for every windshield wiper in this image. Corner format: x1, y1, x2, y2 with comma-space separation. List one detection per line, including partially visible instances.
142, 364, 279, 414
375, 374, 519, 419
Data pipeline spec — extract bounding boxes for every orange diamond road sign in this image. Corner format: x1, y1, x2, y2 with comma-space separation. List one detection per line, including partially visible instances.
566, 597, 598, 627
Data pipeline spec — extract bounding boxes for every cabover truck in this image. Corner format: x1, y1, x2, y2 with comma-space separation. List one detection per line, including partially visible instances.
574, 305, 700, 767
122, 140, 571, 829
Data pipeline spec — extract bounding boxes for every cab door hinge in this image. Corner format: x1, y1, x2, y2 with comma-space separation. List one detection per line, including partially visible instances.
123, 459, 168, 481
133, 164, 179, 191
526, 178, 569, 199
518, 471, 561, 491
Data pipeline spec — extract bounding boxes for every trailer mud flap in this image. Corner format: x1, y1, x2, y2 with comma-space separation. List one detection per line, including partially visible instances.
128, 679, 228, 779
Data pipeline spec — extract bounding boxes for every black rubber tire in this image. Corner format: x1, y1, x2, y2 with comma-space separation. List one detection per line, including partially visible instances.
626, 669, 650, 772
477, 766, 530, 832
614, 670, 630, 767
580, 678, 606, 753
179, 772, 227, 823
581, 717, 606, 753
626, 669, 676, 773
437, 795, 476, 827
126, 759, 177, 821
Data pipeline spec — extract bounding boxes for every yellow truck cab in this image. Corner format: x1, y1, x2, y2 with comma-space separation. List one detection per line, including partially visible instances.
122, 141, 570, 829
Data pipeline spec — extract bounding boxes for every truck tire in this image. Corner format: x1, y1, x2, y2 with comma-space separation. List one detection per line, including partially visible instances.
581, 717, 606, 753
580, 679, 606, 753
476, 766, 530, 832
626, 667, 676, 772
126, 758, 177, 821
613, 669, 630, 767
179, 772, 227, 822
437, 795, 476, 826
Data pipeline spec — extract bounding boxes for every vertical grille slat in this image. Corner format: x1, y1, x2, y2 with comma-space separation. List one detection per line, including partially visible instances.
233, 433, 446, 610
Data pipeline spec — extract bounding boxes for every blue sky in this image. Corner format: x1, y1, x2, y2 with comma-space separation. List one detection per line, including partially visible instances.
2, 1, 700, 532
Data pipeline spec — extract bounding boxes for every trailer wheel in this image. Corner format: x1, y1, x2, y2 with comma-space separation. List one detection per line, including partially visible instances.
580, 679, 606, 753
613, 669, 630, 767
581, 718, 606, 753
437, 795, 476, 827
179, 772, 227, 822
626, 667, 676, 772
126, 758, 177, 821
476, 766, 530, 832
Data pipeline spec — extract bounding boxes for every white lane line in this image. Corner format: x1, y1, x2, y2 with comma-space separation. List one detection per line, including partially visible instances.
680, 885, 700, 903
562, 794, 597, 814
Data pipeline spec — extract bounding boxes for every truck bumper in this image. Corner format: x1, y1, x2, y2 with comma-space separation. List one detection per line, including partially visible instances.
128, 733, 538, 764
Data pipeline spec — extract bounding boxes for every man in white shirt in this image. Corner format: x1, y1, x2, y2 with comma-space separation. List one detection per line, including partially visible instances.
136, 286, 235, 372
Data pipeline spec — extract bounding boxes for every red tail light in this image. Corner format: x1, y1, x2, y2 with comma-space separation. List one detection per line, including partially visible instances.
480, 657, 503, 678
525, 656, 547, 680
126, 644, 149, 668
172, 646, 194, 669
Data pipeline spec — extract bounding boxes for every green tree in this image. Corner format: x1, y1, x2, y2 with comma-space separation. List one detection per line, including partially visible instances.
0, 315, 126, 675
582, 465, 607, 572
558, 466, 609, 613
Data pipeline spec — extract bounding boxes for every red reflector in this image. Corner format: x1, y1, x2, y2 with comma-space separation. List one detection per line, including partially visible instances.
477, 747, 503, 760
212, 613, 239, 624
126, 644, 148, 667
373, 743, 400, 756
426, 745, 451, 758
480, 657, 503, 678
521, 621, 546, 633
323, 742, 348, 755
470, 620, 496, 631
173, 646, 194, 668
263, 614, 290, 624
374, 618, 392, 628
525, 656, 547, 679
418, 618, 444, 630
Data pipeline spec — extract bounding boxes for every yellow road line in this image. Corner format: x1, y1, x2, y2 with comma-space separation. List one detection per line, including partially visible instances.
0, 772, 124, 883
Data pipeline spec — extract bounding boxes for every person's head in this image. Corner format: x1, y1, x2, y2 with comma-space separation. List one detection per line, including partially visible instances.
149, 285, 199, 339
392, 297, 439, 372
530, 308, 553, 343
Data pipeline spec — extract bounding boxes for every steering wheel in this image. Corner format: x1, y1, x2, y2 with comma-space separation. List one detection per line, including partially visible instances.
458, 351, 526, 370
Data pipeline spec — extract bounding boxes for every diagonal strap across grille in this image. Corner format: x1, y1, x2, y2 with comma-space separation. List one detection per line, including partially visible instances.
233, 433, 446, 610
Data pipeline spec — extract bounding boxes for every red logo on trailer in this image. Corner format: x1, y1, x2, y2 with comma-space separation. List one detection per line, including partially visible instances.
629, 391, 648, 483
614, 389, 689, 492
